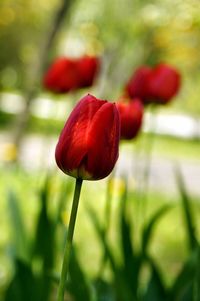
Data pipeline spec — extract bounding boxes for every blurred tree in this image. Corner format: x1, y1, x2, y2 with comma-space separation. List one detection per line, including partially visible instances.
1, 0, 200, 151
10, 0, 75, 151
0, 0, 58, 90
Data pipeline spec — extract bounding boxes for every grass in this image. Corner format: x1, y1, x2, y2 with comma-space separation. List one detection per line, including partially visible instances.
1, 167, 199, 292
121, 133, 200, 162
151, 135, 200, 161
0, 111, 64, 136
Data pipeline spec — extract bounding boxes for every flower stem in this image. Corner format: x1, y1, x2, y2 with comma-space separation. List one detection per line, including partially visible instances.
57, 178, 83, 301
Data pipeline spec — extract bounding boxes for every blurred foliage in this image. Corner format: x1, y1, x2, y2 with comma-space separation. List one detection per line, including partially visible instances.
1, 1, 200, 299
88, 172, 200, 301
1, 0, 200, 113
0, 0, 58, 90
68, 0, 200, 114
1, 170, 200, 301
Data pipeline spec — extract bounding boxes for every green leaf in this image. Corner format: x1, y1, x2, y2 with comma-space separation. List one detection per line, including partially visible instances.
67, 248, 95, 301
4, 259, 38, 301
170, 248, 198, 300
142, 204, 172, 255
88, 207, 133, 301
119, 182, 141, 299
87, 207, 116, 272
33, 175, 55, 266
7, 190, 29, 261
56, 178, 73, 225
32, 175, 55, 301
143, 257, 167, 301
193, 244, 200, 301
175, 167, 197, 251
97, 176, 115, 278
93, 277, 115, 301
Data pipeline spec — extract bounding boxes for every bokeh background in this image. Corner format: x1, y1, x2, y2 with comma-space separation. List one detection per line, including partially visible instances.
0, 0, 200, 300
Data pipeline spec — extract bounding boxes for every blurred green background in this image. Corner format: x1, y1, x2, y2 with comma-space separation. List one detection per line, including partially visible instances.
0, 0, 200, 300
1, 0, 200, 111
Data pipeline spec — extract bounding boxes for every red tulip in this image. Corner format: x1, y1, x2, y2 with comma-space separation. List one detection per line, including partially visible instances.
126, 63, 181, 105
43, 56, 100, 94
148, 63, 181, 104
55, 94, 120, 180
77, 56, 100, 88
116, 98, 143, 140
126, 66, 152, 102
43, 57, 80, 93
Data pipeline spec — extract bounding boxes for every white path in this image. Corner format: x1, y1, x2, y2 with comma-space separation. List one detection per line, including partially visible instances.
116, 151, 200, 198
0, 132, 199, 198
1, 92, 200, 139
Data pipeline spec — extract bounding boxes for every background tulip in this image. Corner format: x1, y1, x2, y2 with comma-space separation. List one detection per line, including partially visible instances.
77, 56, 100, 88
147, 63, 181, 104
116, 98, 143, 140
55, 94, 120, 180
126, 63, 181, 105
43, 57, 79, 93
43, 56, 100, 94
126, 66, 152, 102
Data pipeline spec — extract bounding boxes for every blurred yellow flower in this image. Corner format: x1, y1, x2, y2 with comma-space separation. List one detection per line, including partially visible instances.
109, 177, 126, 198
1, 143, 17, 162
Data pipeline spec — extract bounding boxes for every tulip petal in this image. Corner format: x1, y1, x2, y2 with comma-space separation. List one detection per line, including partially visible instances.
85, 102, 120, 179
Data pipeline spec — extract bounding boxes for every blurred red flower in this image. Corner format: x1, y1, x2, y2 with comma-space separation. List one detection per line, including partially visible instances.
126, 66, 152, 102
43, 57, 79, 93
147, 63, 181, 104
126, 63, 181, 105
55, 94, 120, 180
77, 56, 100, 88
116, 98, 143, 140
43, 56, 100, 93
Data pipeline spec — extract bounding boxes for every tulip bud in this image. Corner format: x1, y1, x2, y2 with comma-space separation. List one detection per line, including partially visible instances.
55, 94, 120, 180
148, 63, 181, 104
116, 98, 143, 140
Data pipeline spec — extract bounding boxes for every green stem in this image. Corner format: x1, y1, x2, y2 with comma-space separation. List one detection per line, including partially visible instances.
57, 178, 83, 301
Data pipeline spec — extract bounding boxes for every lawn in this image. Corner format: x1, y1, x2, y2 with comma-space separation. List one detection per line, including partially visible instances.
1, 165, 199, 299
